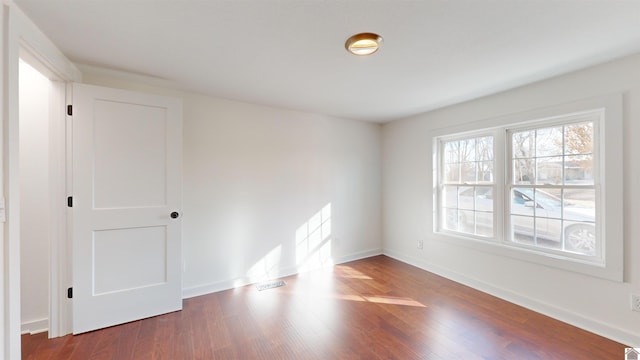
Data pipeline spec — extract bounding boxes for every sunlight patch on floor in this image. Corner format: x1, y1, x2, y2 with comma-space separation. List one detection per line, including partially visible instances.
327, 293, 426, 307
334, 265, 373, 280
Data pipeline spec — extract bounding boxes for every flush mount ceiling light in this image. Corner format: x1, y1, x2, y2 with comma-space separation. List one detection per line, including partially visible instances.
345, 32, 383, 56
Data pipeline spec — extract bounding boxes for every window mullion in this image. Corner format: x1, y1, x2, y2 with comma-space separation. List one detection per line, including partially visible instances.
494, 129, 505, 243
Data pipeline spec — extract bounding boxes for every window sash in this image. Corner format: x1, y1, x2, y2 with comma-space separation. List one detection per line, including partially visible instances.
506, 117, 599, 258
438, 135, 497, 239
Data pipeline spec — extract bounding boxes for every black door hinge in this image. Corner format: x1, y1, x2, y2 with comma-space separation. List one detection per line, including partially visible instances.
67, 105, 72, 116
67, 196, 73, 208
67, 287, 73, 299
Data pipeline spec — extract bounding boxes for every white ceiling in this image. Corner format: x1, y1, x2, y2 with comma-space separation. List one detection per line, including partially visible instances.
14, 0, 640, 122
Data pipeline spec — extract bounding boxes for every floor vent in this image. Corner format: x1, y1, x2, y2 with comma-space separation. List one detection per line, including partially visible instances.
256, 280, 286, 291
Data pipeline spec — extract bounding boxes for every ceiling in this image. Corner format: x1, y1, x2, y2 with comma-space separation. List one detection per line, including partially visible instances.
13, 0, 640, 123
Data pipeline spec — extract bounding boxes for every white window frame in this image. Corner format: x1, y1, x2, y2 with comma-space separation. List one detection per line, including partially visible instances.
432, 94, 623, 281
506, 114, 600, 260
437, 132, 499, 239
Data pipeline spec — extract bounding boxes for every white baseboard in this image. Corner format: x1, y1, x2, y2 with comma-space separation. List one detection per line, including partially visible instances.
333, 248, 383, 265
383, 249, 640, 348
181, 265, 301, 299
182, 248, 383, 299
21, 318, 48, 335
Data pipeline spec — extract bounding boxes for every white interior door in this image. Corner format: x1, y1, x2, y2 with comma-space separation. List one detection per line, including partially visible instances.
71, 83, 183, 334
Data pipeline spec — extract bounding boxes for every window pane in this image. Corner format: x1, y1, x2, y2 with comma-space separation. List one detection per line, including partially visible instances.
477, 161, 493, 183
513, 159, 535, 184
461, 162, 476, 183
537, 218, 562, 250
563, 189, 595, 222
511, 215, 534, 244
565, 122, 593, 155
476, 136, 494, 161
459, 210, 474, 233
536, 156, 563, 185
564, 221, 596, 256
564, 154, 593, 184
444, 208, 459, 231
461, 139, 476, 161
442, 186, 458, 208
476, 212, 493, 237
458, 186, 474, 210
511, 188, 535, 216
535, 188, 562, 219
512, 130, 535, 158
475, 187, 493, 211
536, 126, 563, 157
445, 163, 460, 182
443, 141, 459, 164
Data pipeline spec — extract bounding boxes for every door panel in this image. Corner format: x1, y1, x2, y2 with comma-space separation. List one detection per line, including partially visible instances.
93, 226, 167, 295
72, 83, 182, 334
93, 100, 167, 208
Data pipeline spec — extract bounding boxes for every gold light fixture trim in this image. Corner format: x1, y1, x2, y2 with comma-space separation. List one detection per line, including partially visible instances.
345, 33, 383, 56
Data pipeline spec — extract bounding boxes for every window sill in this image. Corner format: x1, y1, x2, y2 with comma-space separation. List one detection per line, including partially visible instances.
432, 230, 621, 281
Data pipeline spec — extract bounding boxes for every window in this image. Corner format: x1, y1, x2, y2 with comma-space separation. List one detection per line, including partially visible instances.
508, 120, 596, 256
441, 136, 495, 238
433, 95, 623, 281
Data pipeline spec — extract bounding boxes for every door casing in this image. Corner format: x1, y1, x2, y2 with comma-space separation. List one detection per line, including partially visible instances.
4, 4, 82, 358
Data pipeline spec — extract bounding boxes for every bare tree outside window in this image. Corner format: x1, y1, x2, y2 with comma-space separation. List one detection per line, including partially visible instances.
512, 130, 535, 184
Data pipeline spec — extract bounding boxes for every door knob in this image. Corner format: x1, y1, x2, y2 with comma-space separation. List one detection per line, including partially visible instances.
170, 211, 180, 219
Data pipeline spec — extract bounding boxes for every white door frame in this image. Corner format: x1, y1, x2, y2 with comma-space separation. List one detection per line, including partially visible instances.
3, 4, 80, 359
18, 52, 69, 337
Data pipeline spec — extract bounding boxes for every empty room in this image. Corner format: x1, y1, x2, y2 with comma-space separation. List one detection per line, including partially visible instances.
2, 0, 640, 359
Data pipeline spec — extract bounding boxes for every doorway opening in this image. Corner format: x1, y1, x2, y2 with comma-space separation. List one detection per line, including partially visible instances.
18, 58, 51, 336
18, 52, 71, 342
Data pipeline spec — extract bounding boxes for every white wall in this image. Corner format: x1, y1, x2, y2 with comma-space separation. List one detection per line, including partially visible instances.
18, 60, 50, 334
79, 70, 383, 297
181, 95, 383, 294
382, 53, 640, 346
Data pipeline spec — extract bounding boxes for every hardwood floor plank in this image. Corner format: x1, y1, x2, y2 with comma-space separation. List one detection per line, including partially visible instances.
186, 298, 217, 359
87, 325, 121, 360
151, 312, 179, 360
22, 255, 629, 359
66, 329, 101, 359
111, 320, 141, 360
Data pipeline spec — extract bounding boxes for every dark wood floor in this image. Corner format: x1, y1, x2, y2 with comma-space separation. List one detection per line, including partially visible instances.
22, 255, 627, 359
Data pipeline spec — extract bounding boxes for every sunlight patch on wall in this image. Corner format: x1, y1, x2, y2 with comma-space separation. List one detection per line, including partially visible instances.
297, 203, 333, 272
246, 245, 282, 284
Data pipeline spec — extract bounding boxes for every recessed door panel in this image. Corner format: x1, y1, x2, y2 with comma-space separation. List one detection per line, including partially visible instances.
93, 100, 167, 208
93, 226, 167, 295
